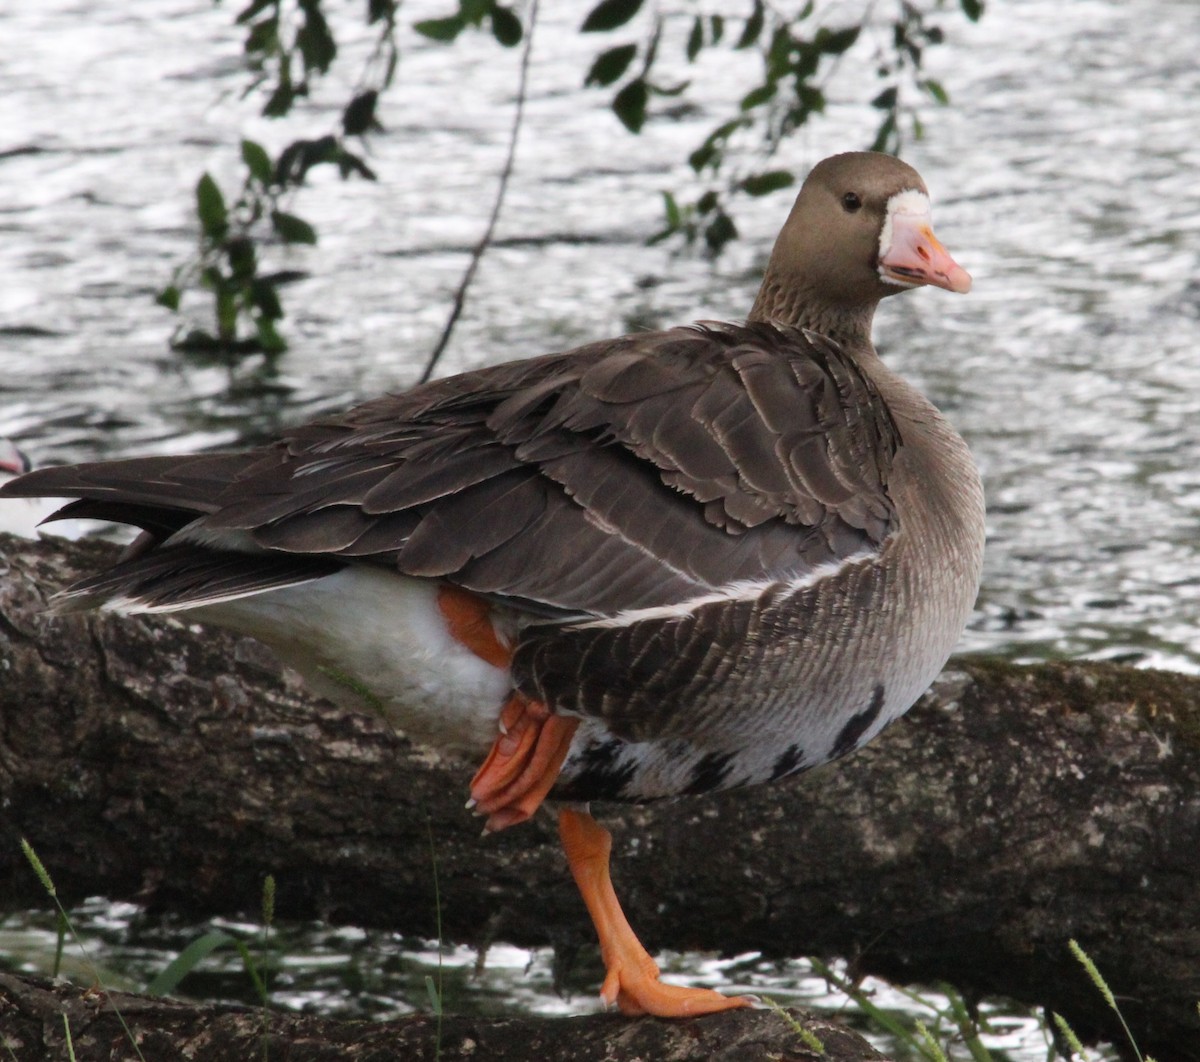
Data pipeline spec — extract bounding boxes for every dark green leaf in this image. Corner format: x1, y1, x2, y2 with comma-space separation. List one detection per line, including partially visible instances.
255, 315, 287, 354
696, 190, 718, 214
612, 78, 648, 132
272, 210, 318, 244
688, 142, 717, 172
662, 190, 681, 228
368, 0, 396, 24
263, 81, 296, 117
171, 328, 217, 353
276, 135, 340, 183
414, 16, 465, 42
872, 87, 898, 110
342, 91, 380, 136
241, 139, 273, 185
709, 15, 723, 44
922, 78, 949, 104
766, 26, 792, 77
200, 265, 226, 293
491, 6, 522, 46
155, 285, 181, 311
647, 78, 689, 98
960, 0, 984, 21
297, 7, 336, 74
216, 289, 238, 341
251, 279, 283, 319
581, 0, 643, 33
686, 16, 703, 61
792, 43, 819, 81
740, 82, 776, 111
460, 0, 491, 24
586, 44, 638, 86
226, 236, 257, 280
196, 174, 228, 239
236, 0, 275, 26
704, 210, 737, 254
870, 111, 898, 153
700, 116, 748, 148
337, 149, 378, 181
816, 26, 859, 54
646, 224, 679, 247
735, 0, 763, 49
740, 170, 794, 196
794, 84, 825, 114
243, 18, 278, 56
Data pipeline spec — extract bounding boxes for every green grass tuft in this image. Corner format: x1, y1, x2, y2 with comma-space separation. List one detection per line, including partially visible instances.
1052, 1012, 1091, 1060
762, 995, 826, 1054
1067, 940, 1116, 1012
19, 838, 56, 897
62, 1013, 76, 1062
913, 1020, 951, 1062
19, 840, 148, 1062
1067, 940, 1144, 1062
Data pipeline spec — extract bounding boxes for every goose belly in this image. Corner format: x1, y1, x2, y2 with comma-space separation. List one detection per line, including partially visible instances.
191, 568, 510, 757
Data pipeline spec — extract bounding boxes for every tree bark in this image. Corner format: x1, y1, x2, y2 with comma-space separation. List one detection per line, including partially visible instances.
0, 972, 880, 1062
2, 533, 1199, 1060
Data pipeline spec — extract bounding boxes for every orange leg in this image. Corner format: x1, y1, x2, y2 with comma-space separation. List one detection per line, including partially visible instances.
558, 807, 753, 1017
437, 584, 511, 669
437, 585, 579, 833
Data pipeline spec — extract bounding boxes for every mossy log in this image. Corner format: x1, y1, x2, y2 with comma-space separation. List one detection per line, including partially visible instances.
0, 972, 880, 1062
2, 533, 1199, 1060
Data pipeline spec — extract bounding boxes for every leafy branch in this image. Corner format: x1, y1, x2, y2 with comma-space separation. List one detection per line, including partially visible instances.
159, 0, 985, 360
158, 0, 397, 357
582, 0, 985, 253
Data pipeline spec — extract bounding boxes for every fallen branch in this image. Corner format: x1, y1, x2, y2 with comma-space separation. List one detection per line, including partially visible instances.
0, 972, 882, 1062
2, 533, 1198, 1059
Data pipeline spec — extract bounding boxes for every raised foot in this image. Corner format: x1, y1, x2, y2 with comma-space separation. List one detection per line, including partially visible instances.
558, 808, 754, 1018
470, 693, 579, 832
436, 584, 579, 833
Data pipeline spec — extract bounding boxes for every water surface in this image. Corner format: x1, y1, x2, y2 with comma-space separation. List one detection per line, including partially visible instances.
3, 0, 1195, 1056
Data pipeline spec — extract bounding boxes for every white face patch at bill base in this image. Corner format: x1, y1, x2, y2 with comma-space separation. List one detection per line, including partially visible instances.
877, 189, 933, 289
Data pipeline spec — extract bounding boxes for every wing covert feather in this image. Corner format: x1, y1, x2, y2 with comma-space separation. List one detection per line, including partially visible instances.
5, 323, 900, 615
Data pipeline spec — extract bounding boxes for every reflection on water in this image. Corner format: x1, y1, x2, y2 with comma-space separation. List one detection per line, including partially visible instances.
0, 0, 1192, 1055
3, 0, 1200, 667
0, 899, 1060, 1058
4, 1, 1200, 669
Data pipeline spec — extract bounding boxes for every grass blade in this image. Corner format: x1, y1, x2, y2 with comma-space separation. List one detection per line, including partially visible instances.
146, 930, 237, 996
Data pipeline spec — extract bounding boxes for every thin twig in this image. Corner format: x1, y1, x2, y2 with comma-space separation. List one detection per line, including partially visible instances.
417, 0, 540, 384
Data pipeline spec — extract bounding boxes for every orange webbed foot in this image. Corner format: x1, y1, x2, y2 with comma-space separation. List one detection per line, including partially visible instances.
603, 951, 752, 1017
558, 808, 754, 1018
437, 584, 579, 833
470, 695, 579, 831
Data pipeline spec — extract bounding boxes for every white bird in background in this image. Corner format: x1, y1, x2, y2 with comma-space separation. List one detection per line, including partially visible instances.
0, 439, 91, 540
0, 439, 47, 539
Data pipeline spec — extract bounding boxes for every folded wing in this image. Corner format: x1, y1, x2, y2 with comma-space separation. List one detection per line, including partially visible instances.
4, 323, 900, 617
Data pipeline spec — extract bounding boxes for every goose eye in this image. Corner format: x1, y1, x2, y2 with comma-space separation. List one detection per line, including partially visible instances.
842, 192, 862, 213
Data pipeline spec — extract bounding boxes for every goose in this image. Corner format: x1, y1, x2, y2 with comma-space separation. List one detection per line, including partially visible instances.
1, 151, 984, 1017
